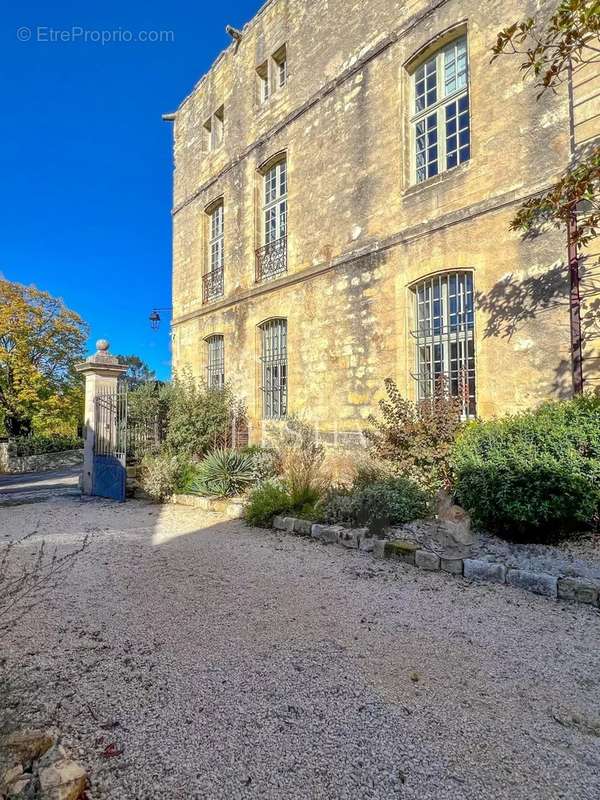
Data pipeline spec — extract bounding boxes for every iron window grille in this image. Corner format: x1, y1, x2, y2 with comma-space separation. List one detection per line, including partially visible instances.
411, 271, 476, 417
411, 35, 470, 183
203, 204, 224, 303
256, 160, 287, 282
206, 335, 225, 388
260, 319, 287, 419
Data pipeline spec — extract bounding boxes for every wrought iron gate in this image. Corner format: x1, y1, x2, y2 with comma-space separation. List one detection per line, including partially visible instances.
93, 389, 127, 502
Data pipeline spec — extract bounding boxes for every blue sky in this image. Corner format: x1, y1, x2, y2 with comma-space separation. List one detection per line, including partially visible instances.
2, 0, 261, 380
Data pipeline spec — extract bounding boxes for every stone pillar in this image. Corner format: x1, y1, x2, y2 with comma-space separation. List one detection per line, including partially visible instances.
75, 340, 127, 495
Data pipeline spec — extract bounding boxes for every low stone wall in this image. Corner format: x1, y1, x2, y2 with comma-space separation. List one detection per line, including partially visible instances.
170, 493, 245, 519
0, 445, 84, 475
272, 517, 600, 609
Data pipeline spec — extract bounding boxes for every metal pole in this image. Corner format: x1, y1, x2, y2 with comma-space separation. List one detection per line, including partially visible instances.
568, 203, 584, 394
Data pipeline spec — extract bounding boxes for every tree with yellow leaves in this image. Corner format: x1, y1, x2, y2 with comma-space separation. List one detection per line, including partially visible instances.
0, 279, 88, 436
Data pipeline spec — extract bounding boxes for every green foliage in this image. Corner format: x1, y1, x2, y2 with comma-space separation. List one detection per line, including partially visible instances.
272, 415, 327, 497
364, 378, 463, 492
241, 445, 282, 481
325, 477, 431, 529
116, 354, 156, 389
139, 450, 187, 502
166, 370, 234, 458
8, 434, 83, 457
452, 394, 600, 539
187, 448, 256, 498
244, 480, 294, 527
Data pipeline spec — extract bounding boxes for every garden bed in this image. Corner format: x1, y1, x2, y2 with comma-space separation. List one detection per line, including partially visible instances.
170, 493, 245, 519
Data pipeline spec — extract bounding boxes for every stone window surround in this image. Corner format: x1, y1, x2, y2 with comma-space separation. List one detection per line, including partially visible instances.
256, 42, 288, 106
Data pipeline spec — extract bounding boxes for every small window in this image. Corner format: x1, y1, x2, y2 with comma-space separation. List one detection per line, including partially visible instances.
260, 319, 287, 419
411, 35, 470, 183
204, 106, 224, 151
257, 61, 270, 104
411, 271, 476, 417
273, 44, 287, 89
206, 335, 225, 388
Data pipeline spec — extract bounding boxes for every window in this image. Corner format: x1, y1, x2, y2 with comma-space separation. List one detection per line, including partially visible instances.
206, 335, 225, 388
260, 319, 287, 419
203, 105, 224, 151
255, 158, 287, 281
274, 44, 287, 89
411, 35, 470, 183
203, 202, 224, 303
411, 271, 476, 417
257, 61, 270, 104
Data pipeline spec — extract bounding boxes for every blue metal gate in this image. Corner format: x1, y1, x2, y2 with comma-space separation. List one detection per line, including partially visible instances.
92, 389, 127, 502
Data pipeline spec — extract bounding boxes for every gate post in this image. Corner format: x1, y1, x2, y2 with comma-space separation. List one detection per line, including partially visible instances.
75, 340, 127, 495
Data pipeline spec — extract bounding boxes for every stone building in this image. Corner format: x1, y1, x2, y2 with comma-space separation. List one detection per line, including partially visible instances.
167, 0, 599, 444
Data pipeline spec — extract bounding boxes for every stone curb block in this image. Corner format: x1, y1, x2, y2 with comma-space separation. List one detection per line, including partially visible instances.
440, 557, 464, 575
293, 518, 313, 536
373, 539, 386, 559
384, 539, 419, 565
312, 525, 343, 544
558, 577, 600, 605
359, 536, 375, 552
507, 569, 558, 598
415, 550, 440, 570
463, 559, 506, 584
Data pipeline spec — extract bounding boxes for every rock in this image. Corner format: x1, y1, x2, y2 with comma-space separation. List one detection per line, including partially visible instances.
293, 518, 312, 536
339, 529, 361, 549
317, 525, 343, 545
436, 491, 474, 546
272, 516, 288, 530
463, 559, 506, 584
507, 569, 557, 598
39, 758, 86, 800
440, 557, 463, 575
557, 577, 600, 605
1, 730, 54, 766
37, 744, 68, 769
359, 536, 375, 552
415, 550, 440, 571
373, 539, 387, 559
384, 540, 418, 565
10, 776, 31, 796
1, 763, 23, 789
310, 523, 326, 540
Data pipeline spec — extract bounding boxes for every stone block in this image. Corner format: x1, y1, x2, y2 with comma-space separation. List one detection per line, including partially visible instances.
359, 536, 375, 552
463, 559, 506, 584
339, 528, 362, 548
384, 539, 418, 565
319, 525, 344, 544
311, 523, 326, 540
1, 729, 54, 764
506, 569, 557, 598
273, 516, 287, 530
293, 518, 313, 536
415, 550, 440, 570
440, 557, 463, 575
373, 539, 387, 559
39, 759, 86, 800
558, 577, 600, 605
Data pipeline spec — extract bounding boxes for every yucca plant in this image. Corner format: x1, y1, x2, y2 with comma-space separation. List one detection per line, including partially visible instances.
189, 448, 255, 498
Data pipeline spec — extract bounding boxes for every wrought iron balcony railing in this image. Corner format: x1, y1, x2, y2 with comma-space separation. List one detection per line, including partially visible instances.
255, 236, 287, 283
202, 268, 224, 304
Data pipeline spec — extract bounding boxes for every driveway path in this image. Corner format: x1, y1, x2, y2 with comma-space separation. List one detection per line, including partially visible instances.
2, 496, 599, 800
0, 466, 80, 505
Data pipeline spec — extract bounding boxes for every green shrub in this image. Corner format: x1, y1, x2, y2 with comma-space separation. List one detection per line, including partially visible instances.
244, 480, 293, 527
452, 394, 600, 539
187, 448, 255, 498
241, 445, 281, 481
166, 370, 234, 458
325, 477, 431, 529
140, 450, 187, 502
8, 435, 83, 457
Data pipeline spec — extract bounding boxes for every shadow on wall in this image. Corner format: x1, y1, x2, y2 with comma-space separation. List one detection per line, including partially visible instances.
476, 257, 600, 400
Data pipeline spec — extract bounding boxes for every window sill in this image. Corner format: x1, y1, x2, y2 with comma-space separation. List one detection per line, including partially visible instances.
403, 160, 471, 199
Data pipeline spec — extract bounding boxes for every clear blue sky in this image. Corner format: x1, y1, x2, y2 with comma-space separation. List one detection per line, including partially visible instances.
2, 0, 261, 380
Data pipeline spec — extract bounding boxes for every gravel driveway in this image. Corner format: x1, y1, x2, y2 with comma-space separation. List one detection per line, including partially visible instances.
3, 495, 600, 800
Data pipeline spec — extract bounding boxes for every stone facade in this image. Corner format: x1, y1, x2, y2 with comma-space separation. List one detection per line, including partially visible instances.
169, 0, 599, 442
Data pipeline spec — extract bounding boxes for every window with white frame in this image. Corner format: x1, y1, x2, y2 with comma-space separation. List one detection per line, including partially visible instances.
264, 159, 287, 245
206, 335, 225, 388
257, 61, 270, 104
274, 44, 287, 89
257, 45, 288, 105
203, 202, 224, 303
411, 35, 470, 183
260, 318, 287, 419
411, 271, 476, 417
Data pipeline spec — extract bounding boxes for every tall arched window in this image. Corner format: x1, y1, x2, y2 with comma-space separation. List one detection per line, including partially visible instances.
259, 318, 287, 419
203, 201, 224, 304
206, 334, 225, 388
411, 271, 476, 416
411, 35, 470, 183
256, 157, 287, 282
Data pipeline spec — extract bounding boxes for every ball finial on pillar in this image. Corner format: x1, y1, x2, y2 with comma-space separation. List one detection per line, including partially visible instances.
96, 339, 110, 354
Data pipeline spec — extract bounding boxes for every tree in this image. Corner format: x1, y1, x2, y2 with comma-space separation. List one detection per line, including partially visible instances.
0, 279, 88, 436
117, 354, 156, 389
492, 0, 600, 392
